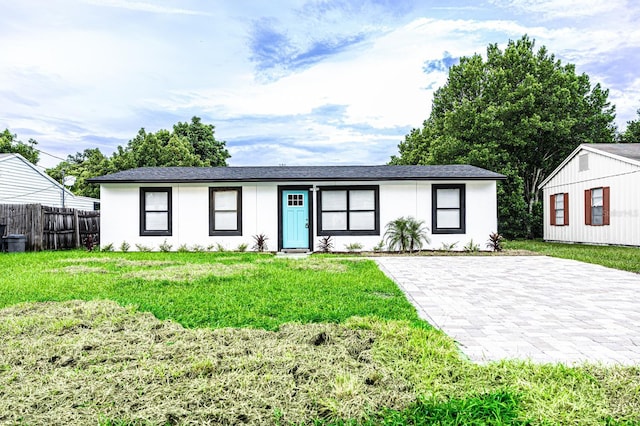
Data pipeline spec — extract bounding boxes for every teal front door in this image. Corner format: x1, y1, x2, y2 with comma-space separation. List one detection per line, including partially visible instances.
282, 190, 309, 249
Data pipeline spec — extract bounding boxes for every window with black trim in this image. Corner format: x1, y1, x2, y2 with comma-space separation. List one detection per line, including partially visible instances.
318, 186, 379, 235
209, 187, 242, 236
140, 187, 172, 236
432, 184, 465, 234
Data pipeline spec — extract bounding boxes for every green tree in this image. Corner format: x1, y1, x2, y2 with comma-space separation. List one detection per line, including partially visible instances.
391, 35, 616, 238
0, 129, 40, 164
620, 109, 640, 143
47, 116, 230, 197
173, 116, 230, 166
47, 148, 112, 198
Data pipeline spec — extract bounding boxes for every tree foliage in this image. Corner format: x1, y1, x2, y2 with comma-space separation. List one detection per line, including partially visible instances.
384, 216, 430, 253
620, 109, 640, 143
47, 116, 230, 197
0, 129, 40, 164
391, 35, 616, 238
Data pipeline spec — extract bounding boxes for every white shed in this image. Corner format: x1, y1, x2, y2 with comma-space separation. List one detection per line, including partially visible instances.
539, 143, 640, 246
89, 165, 505, 252
0, 153, 99, 210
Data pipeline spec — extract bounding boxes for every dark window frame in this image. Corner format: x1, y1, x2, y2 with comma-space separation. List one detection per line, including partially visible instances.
317, 186, 380, 236
432, 184, 466, 234
209, 187, 242, 236
140, 187, 172, 236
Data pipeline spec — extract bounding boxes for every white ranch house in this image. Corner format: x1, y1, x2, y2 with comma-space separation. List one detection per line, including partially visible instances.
89, 165, 505, 252
0, 153, 99, 210
539, 143, 640, 247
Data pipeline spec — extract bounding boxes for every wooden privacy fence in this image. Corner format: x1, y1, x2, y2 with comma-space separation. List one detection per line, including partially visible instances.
0, 204, 100, 251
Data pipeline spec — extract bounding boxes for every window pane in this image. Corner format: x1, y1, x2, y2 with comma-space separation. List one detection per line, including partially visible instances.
215, 211, 238, 230
592, 188, 603, 207
145, 192, 167, 210
215, 191, 237, 210
555, 195, 564, 209
437, 188, 460, 208
349, 211, 375, 230
350, 190, 374, 210
145, 212, 168, 231
555, 210, 564, 225
592, 206, 603, 225
437, 209, 460, 228
322, 212, 347, 230
322, 191, 347, 210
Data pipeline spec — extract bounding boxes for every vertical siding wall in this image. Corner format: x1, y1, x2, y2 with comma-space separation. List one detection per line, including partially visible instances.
543, 151, 640, 246
0, 155, 98, 210
100, 180, 498, 251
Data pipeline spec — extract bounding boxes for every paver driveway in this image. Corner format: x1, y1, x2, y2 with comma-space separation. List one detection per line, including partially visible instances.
375, 256, 640, 365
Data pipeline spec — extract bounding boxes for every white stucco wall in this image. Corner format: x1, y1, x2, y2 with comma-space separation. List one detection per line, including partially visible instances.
100, 179, 498, 251
542, 149, 640, 246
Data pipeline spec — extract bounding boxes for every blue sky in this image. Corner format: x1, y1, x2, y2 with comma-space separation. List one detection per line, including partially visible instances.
1, 0, 639, 168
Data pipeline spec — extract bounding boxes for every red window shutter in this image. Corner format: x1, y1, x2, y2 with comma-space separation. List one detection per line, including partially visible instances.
550, 194, 556, 226
603, 186, 610, 225
563, 193, 569, 226
584, 189, 592, 225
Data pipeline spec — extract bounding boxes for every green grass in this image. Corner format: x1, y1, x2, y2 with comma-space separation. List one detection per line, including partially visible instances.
506, 240, 640, 273
2, 250, 640, 425
0, 251, 420, 330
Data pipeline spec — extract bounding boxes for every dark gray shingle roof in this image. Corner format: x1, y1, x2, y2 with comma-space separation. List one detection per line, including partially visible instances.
89, 165, 505, 183
588, 143, 640, 162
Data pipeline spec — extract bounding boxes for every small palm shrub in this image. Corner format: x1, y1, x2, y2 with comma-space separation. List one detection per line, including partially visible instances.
252, 234, 269, 252
317, 236, 333, 253
384, 216, 430, 253
486, 232, 504, 252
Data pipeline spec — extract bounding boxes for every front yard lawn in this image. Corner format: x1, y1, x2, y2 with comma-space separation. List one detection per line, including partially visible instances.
506, 240, 640, 273
1, 251, 639, 425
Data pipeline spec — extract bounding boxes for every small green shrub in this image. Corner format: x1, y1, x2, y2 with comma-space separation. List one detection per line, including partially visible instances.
372, 240, 385, 252
177, 244, 189, 253
384, 216, 430, 253
344, 242, 363, 252
252, 233, 269, 252
215, 243, 226, 252
191, 244, 205, 253
463, 239, 479, 253
134, 244, 152, 252
439, 241, 458, 251
237, 243, 248, 252
119, 241, 130, 252
159, 239, 172, 252
100, 243, 114, 252
317, 236, 333, 253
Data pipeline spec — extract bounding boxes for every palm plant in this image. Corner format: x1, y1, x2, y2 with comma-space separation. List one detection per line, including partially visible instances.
384, 216, 430, 253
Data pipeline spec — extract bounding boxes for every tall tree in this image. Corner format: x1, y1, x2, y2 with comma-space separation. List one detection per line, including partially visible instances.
0, 129, 40, 164
391, 35, 616, 238
47, 116, 230, 197
47, 148, 112, 199
620, 109, 640, 143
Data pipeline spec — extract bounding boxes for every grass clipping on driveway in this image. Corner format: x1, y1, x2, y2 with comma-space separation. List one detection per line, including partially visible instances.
0, 300, 417, 425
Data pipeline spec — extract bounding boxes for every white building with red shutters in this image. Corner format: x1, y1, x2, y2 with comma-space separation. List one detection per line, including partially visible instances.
540, 144, 640, 246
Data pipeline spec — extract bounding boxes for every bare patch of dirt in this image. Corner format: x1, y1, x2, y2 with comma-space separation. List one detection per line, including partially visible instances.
0, 300, 415, 425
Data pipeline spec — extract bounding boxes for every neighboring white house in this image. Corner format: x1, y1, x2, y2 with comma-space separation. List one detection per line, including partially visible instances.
0, 153, 99, 210
89, 165, 505, 252
539, 143, 640, 246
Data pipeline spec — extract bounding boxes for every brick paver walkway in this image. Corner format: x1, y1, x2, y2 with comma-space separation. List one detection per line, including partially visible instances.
375, 256, 640, 365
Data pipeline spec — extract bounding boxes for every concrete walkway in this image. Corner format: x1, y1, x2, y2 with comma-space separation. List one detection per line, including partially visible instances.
375, 256, 640, 365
